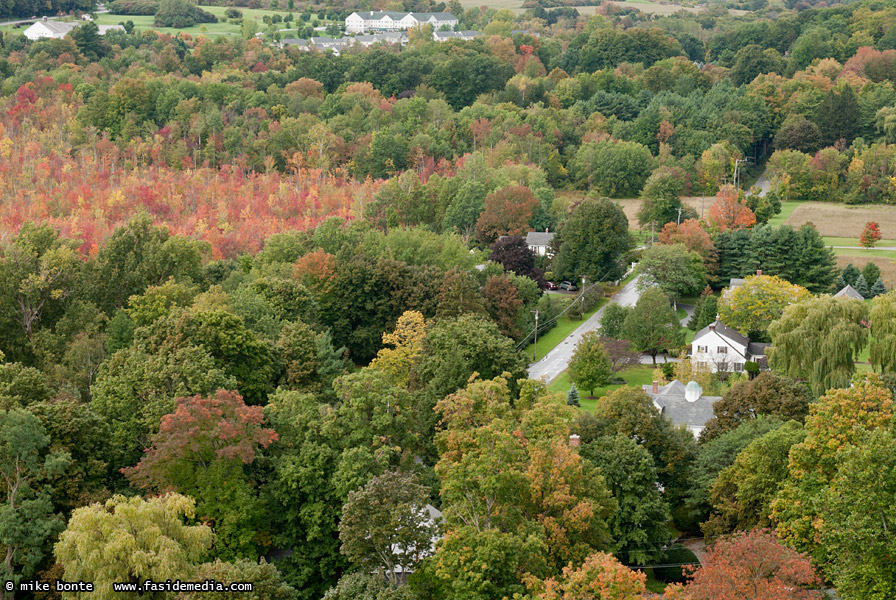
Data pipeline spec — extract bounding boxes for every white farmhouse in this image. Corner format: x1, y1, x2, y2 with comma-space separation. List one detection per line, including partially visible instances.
525, 231, 554, 257
691, 317, 768, 373
345, 11, 457, 33
23, 17, 79, 40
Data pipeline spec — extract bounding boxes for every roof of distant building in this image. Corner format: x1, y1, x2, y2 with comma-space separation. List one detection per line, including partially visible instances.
643, 380, 720, 433
526, 231, 554, 247
834, 284, 864, 300
30, 18, 79, 35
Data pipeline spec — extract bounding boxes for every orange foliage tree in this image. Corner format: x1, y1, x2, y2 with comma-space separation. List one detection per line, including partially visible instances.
860, 221, 882, 248
474, 184, 540, 245
664, 529, 823, 600
707, 185, 756, 231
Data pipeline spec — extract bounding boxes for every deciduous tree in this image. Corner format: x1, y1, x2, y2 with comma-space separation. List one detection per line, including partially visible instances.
55, 494, 215, 600
767, 296, 869, 395
623, 288, 684, 364
339, 470, 439, 586
637, 244, 707, 307
569, 332, 612, 396
718, 274, 811, 341
552, 197, 632, 282
707, 185, 756, 232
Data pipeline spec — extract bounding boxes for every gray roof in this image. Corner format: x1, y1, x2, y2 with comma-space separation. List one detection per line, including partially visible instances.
694, 318, 749, 349
747, 342, 769, 358
729, 278, 746, 289
412, 12, 457, 19
31, 19, 79, 35
834, 284, 864, 300
526, 231, 555, 247
643, 380, 720, 432
352, 11, 456, 20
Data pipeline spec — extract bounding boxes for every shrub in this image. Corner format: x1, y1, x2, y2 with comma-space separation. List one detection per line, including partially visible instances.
224, 7, 242, 17
108, 0, 159, 15
154, 0, 218, 27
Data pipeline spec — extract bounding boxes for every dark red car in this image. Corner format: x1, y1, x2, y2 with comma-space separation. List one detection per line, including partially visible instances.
545, 281, 558, 290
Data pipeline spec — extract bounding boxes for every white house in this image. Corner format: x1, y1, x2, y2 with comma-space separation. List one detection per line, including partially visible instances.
433, 30, 481, 42
691, 317, 768, 373
345, 11, 457, 33
24, 17, 124, 40
643, 380, 721, 438
23, 17, 79, 40
525, 231, 554, 257
355, 32, 408, 47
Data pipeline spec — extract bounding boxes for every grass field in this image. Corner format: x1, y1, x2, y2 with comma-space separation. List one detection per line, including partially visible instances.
782, 202, 896, 238
523, 298, 606, 363
824, 236, 896, 247
549, 365, 656, 411
91, 6, 333, 36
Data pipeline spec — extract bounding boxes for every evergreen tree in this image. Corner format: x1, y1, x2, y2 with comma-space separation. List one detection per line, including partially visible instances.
835, 274, 846, 291
855, 274, 870, 298
871, 277, 887, 297
694, 294, 719, 331
567, 383, 580, 407
862, 263, 881, 288
815, 84, 860, 146
841, 264, 860, 287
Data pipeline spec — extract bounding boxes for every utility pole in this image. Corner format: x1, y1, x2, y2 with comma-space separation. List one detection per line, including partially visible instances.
532, 309, 539, 362
580, 276, 586, 318
677, 206, 683, 225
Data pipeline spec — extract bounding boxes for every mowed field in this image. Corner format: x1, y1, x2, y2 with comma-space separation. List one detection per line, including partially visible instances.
782, 202, 896, 239
91, 6, 335, 36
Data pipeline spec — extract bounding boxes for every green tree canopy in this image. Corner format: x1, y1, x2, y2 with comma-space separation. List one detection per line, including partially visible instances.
568, 331, 612, 397
767, 296, 869, 395
552, 197, 632, 283
622, 287, 684, 364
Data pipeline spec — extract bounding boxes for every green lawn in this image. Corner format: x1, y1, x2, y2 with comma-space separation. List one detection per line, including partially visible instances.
834, 247, 896, 260
523, 299, 606, 363
551, 365, 657, 411
823, 236, 896, 247
93, 6, 336, 36
766, 201, 802, 228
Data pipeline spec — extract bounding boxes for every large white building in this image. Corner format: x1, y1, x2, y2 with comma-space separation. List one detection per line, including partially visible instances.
23, 17, 79, 40
345, 11, 457, 33
23, 17, 124, 41
691, 317, 768, 374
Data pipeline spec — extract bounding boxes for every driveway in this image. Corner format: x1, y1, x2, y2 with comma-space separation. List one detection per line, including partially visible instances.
528, 276, 642, 384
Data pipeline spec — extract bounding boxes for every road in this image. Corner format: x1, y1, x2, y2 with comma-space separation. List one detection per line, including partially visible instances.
752, 169, 771, 197
528, 276, 642, 384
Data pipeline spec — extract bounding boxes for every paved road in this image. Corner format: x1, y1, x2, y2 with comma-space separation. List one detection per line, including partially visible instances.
528, 276, 642, 384
752, 169, 771, 197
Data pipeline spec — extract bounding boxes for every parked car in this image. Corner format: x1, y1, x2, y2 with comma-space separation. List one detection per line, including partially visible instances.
559, 281, 578, 291
545, 281, 558, 290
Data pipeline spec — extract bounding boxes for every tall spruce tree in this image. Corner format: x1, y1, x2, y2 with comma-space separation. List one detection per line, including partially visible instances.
854, 274, 870, 298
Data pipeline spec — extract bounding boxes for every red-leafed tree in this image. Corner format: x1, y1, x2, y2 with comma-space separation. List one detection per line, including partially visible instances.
293, 249, 337, 293
707, 185, 756, 232
122, 390, 278, 559
658, 219, 717, 268
475, 185, 540, 245
860, 221, 882, 248
664, 530, 823, 600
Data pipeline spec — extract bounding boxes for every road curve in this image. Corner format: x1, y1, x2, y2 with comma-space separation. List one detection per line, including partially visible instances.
527, 275, 642, 384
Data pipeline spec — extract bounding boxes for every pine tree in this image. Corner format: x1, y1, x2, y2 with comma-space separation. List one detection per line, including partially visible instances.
862, 263, 881, 287
841, 264, 860, 287
567, 383, 580, 407
835, 275, 846, 291
855, 274, 870, 298
871, 277, 887, 297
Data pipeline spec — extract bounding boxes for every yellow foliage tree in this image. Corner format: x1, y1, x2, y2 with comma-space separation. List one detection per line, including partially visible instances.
719, 274, 811, 340
369, 310, 426, 388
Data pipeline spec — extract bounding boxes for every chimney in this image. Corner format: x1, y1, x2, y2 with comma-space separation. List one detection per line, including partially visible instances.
42, 15, 48, 21
757, 269, 762, 276
568, 434, 581, 448
652, 381, 659, 394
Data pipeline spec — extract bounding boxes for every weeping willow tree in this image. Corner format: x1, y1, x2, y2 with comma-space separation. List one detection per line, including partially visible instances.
767, 296, 869, 396
870, 291, 896, 373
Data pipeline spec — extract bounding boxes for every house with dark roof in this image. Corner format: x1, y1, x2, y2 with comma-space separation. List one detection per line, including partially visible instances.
643, 380, 721, 437
691, 317, 768, 373
834, 284, 865, 300
525, 231, 555, 257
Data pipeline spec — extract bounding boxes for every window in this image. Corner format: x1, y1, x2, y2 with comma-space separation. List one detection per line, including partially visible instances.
734, 363, 743, 372
696, 345, 707, 353
717, 346, 728, 354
